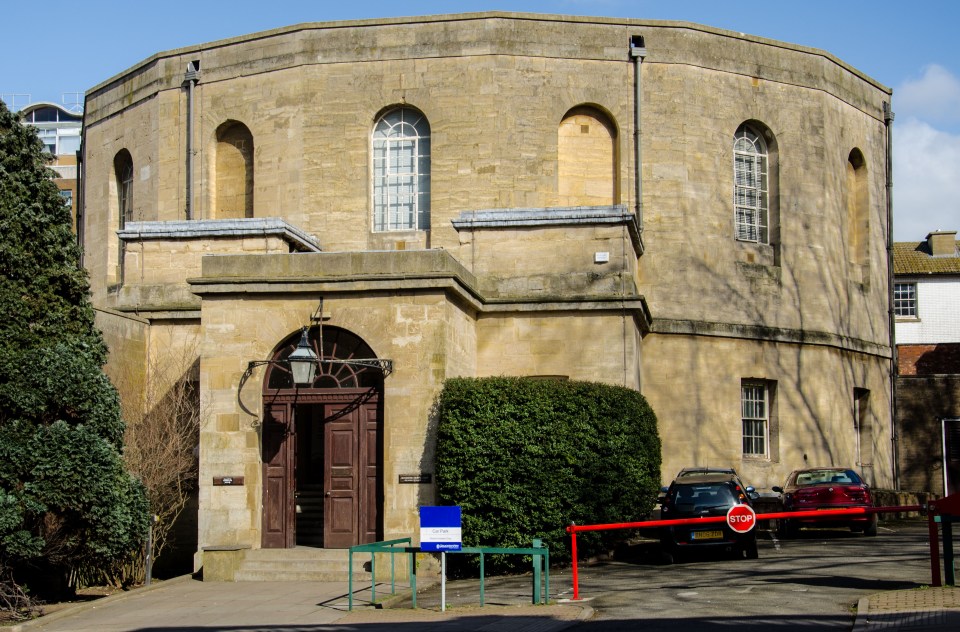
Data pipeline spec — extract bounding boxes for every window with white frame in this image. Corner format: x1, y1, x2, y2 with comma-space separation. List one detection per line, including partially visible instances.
372, 107, 430, 232
734, 126, 769, 243
894, 282, 917, 318
742, 381, 769, 456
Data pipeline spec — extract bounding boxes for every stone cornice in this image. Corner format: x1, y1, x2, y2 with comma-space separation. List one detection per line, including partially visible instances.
452, 205, 643, 256
118, 218, 322, 252
650, 318, 891, 358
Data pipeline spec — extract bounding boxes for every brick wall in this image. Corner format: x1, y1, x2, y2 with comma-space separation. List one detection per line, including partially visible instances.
899, 343, 960, 375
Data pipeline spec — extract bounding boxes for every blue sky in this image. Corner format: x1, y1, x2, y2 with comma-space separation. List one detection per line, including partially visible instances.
2, 1, 957, 241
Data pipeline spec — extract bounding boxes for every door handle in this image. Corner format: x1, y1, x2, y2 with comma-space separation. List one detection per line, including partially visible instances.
325, 491, 331, 497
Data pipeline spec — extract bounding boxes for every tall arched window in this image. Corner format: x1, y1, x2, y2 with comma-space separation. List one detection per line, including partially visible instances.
114, 150, 134, 229
558, 106, 618, 207
372, 107, 430, 232
847, 148, 869, 268
215, 121, 254, 219
733, 125, 769, 243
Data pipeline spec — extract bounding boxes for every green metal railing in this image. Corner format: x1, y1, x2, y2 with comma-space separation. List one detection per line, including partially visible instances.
348, 537, 413, 611
446, 539, 550, 607
347, 538, 550, 610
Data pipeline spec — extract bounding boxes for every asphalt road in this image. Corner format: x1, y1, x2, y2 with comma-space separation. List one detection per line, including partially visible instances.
552, 519, 932, 631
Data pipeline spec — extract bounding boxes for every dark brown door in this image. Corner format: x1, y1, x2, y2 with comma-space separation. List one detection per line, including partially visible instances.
324, 401, 380, 548
324, 404, 357, 548
360, 402, 380, 543
261, 403, 295, 548
262, 395, 380, 549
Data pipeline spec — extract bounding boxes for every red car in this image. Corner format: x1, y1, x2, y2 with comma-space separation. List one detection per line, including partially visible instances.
773, 467, 877, 537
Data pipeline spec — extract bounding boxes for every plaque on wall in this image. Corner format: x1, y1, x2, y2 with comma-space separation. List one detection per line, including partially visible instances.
399, 474, 433, 484
213, 476, 245, 486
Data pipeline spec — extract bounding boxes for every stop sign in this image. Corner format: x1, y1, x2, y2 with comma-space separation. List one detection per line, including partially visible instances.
726, 504, 757, 533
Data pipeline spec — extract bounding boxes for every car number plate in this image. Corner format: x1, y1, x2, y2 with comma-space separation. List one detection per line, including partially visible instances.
691, 530, 723, 540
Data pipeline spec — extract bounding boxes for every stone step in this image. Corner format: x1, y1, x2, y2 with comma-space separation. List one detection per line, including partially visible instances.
233, 546, 371, 582
233, 569, 371, 582
243, 547, 345, 561
240, 558, 352, 571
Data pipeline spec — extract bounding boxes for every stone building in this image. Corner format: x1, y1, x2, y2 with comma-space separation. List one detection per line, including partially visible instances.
78, 12, 895, 576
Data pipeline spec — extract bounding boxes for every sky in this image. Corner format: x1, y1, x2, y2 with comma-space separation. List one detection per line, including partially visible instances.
2, 1, 957, 242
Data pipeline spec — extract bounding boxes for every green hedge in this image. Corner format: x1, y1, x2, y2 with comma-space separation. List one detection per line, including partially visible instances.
435, 377, 661, 574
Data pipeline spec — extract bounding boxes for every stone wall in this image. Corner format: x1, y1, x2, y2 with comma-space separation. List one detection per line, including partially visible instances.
645, 333, 893, 491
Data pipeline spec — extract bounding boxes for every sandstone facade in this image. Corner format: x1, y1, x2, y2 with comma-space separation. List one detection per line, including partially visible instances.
79, 13, 895, 568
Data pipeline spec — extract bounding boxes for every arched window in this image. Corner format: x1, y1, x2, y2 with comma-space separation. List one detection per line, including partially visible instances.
215, 121, 254, 219
558, 106, 618, 207
372, 107, 430, 232
114, 150, 134, 229
847, 148, 869, 268
733, 125, 769, 243
264, 326, 383, 390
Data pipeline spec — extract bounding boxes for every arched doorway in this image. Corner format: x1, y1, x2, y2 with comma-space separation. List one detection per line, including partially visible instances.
260, 326, 384, 549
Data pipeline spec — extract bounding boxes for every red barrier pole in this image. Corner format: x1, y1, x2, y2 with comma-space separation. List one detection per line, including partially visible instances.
563, 505, 925, 600
569, 523, 580, 600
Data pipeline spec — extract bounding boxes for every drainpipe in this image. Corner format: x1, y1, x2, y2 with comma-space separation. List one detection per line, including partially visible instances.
883, 101, 899, 490
630, 36, 646, 241
182, 61, 200, 220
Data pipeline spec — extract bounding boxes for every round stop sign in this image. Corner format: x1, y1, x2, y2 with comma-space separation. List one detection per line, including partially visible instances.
726, 504, 757, 533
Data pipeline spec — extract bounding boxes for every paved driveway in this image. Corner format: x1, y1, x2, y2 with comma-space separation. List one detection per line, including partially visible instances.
559, 519, 932, 631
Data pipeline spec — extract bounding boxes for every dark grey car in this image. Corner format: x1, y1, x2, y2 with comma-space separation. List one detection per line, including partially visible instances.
658, 473, 759, 563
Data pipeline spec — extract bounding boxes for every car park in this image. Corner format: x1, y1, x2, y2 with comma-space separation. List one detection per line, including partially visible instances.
773, 467, 877, 537
658, 472, 760, 562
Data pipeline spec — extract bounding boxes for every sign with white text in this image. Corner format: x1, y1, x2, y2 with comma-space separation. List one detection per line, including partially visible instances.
726, 503, 757, 533
420, 506, 462, 552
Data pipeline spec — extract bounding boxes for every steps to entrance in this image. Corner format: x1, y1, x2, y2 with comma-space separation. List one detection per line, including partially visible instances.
234, 547, 370, 582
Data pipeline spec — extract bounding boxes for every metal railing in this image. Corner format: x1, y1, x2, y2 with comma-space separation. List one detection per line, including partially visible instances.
347, 538, 550, 610
445, 540, 550, 607
348, 537, 412, 611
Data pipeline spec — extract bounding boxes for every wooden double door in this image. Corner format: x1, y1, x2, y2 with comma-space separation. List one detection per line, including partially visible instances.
261, 392, 381, 548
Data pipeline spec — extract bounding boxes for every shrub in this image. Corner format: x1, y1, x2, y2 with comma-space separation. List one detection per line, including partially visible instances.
0, 100, 149, 600
435, 377, 661, 574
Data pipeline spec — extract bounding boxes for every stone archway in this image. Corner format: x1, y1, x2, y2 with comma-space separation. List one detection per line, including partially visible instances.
260, 326, 384, 549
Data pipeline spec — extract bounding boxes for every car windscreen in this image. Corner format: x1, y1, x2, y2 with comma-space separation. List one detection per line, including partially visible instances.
670, 484, 737, 511
794, 470, 862, 486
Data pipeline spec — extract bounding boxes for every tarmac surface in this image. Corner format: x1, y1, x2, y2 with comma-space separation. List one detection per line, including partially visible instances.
7, 572, 960, 632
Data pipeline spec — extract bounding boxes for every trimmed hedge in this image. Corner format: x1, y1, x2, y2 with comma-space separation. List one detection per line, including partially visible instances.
435, 377, 661, 574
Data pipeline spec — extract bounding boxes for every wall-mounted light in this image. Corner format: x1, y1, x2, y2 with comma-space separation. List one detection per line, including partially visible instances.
287, 327, 319, 385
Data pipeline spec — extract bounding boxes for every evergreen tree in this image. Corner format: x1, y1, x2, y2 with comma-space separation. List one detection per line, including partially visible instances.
0, 101, 148, 596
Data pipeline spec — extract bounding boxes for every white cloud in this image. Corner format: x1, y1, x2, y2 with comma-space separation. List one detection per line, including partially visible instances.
896, 64, 960, 127
893, 117, 960, 241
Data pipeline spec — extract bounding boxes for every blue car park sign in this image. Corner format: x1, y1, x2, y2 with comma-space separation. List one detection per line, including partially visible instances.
420, 506, 462, 552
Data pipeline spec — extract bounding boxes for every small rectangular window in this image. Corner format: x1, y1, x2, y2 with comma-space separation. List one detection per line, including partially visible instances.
742, 381, 769, 456
894, 282, 917, 318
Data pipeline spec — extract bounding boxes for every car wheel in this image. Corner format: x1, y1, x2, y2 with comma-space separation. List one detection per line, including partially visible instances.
864, 519, 878, 537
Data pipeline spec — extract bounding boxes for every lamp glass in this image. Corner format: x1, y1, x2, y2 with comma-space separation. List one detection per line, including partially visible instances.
288, 329, 318, 385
